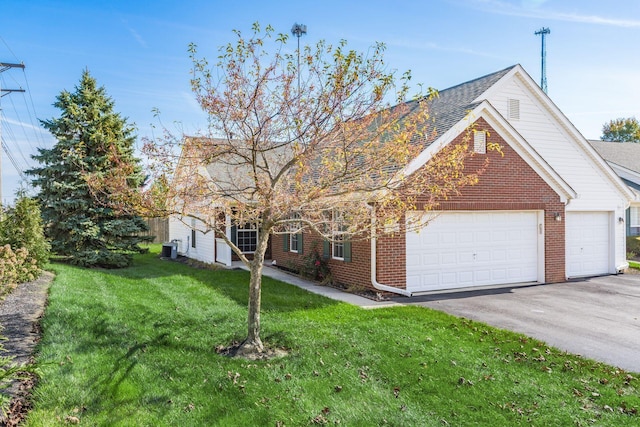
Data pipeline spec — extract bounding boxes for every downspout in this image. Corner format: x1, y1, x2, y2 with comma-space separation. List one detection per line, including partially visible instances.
367, 205, 413, 297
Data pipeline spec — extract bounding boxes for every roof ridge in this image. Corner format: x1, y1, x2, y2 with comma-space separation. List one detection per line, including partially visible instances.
437, 64, 518, 95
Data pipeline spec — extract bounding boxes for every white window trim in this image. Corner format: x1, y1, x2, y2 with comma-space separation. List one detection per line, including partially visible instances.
288, 213, 301, 253
631, 206, 640, 228
191, 218, 197, 248
236, 223, 258, 254
289, 233, 299, 253
332, 211, 345, 260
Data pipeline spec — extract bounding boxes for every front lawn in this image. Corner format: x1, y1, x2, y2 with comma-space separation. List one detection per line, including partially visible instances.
26, 247, 638, 426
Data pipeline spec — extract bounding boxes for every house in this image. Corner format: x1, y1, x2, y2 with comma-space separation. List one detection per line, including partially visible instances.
170, 64, 633, 295
587, 140, 640, 237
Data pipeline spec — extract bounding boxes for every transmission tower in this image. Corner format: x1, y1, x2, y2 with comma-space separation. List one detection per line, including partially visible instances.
0, 62, 26, 204
291, 23, 307, 97
534, 27, 550, 94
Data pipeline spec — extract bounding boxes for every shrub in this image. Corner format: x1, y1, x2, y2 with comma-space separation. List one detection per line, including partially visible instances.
300, 245, 331, 283
0, 245, 37, 297
0, 195, 50, 269
627, 236, 640, 260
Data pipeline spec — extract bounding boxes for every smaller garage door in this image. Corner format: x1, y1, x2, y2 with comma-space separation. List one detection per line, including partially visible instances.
566, 212, 610, 278
406, 211, 540, 292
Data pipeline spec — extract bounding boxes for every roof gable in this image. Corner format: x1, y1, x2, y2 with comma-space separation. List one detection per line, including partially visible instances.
480, 65, 634, 202
402, 100, 576, 203
403, 64, 634, 204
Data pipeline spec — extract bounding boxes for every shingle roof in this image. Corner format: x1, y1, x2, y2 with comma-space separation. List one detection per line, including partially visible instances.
406, 65, 516, 143
588, 139, 640, 174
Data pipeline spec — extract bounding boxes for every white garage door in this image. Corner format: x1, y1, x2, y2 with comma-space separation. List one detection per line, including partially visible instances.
406, 211, 540, 292
566, 212, 610, 278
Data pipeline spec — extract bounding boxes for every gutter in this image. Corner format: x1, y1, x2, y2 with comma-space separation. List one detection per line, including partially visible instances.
368, 206, 413, 297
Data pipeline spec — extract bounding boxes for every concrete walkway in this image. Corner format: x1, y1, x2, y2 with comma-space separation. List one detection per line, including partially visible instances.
232, 262, 401, 309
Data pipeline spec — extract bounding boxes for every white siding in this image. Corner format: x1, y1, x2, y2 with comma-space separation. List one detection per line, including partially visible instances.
485, 75, 628, 271
168, 215, 215, 264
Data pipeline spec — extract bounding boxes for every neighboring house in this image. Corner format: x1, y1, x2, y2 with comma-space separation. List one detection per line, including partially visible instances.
170, 64, 633, 295
588, 140, 640, 236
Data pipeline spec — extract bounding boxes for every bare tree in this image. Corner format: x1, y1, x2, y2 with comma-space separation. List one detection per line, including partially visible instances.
93, 23, 486, 357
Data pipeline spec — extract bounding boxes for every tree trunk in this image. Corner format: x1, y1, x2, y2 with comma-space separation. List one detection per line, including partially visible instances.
236, 229, 270, 356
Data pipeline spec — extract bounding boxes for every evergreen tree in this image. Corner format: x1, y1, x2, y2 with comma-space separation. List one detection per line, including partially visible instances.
27, 70, 151, 268
0, 194, 50, 268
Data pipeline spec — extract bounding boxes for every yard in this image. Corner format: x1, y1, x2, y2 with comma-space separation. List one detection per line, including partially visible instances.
23, 247, 639, 426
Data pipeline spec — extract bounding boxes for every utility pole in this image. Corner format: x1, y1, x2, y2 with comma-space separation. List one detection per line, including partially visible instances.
534, 27, 550, 94
290, 23, 307, 97
0, 62, 26, 205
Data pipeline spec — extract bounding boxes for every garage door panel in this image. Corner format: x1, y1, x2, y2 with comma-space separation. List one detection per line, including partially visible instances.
406, 211, 540, 292
492, 249, 507, 262
566, 212, 610, 278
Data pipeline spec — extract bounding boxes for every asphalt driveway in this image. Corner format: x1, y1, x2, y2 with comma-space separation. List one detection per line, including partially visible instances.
396, 274, 640, 373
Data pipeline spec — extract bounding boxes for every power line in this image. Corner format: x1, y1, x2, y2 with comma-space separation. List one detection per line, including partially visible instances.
21, 68, 48, 148
0, 61, 26, 202
1, 137, 27, 181
0, 110, 31, 171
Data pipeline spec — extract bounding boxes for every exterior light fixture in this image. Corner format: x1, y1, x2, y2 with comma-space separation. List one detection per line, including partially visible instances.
554, 213, 562, 222
619, 217, 625, 224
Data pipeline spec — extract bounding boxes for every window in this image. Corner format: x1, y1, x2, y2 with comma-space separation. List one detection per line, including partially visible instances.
321, 210, 351, 262
236, 223, 258, 253
290, 233, 299, 253
282, 213, 303, 254
473, 131, 487, 154
332, 211, 345, 260
631, 207, 640, 228
191, 218, 197, 248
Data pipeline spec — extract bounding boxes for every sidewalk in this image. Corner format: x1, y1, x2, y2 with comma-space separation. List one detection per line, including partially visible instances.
232, 262, 401, 309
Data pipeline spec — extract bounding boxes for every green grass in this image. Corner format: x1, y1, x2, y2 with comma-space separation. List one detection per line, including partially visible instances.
25, 246, 639, 426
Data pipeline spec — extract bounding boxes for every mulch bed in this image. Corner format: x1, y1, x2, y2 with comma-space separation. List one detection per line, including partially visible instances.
0, 272, 53, 426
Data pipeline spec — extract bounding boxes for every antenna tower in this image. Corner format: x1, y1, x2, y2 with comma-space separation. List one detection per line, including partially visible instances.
291, 23, 307, 96
534, 27, 550, 94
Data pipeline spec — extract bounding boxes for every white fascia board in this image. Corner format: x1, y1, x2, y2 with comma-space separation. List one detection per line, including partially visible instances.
607, 163, 640, 203
480, 65, 635, 203
479, 101, 576, 203
398, 100, 576, 203
400, 111, 478, 179
608, 162, 640, 186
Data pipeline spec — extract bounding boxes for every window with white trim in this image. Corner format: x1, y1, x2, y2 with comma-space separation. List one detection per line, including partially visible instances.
191, 218, 197, 248
473, 131, 487, 154
236, 223, 258, 253
631, 206, 640, 227
332, 211, 345, 260
287, 213, 301, 253
290, 233, 299, 253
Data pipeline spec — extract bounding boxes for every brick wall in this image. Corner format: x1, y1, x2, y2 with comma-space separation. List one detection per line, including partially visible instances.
271, 230, 373, 290
271, 118, 566, 291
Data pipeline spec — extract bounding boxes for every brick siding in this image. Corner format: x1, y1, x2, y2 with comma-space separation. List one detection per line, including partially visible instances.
271, 118, 566, 291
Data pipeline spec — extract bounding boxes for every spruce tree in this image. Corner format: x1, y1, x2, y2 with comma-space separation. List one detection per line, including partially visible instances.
28, 70, 151, 268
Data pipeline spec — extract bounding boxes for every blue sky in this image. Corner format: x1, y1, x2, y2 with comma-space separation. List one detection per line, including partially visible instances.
1, 0, 639, 204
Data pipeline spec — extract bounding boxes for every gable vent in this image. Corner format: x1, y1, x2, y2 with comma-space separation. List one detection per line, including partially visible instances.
473, 131, 487, 154
508, 98, 520, 120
